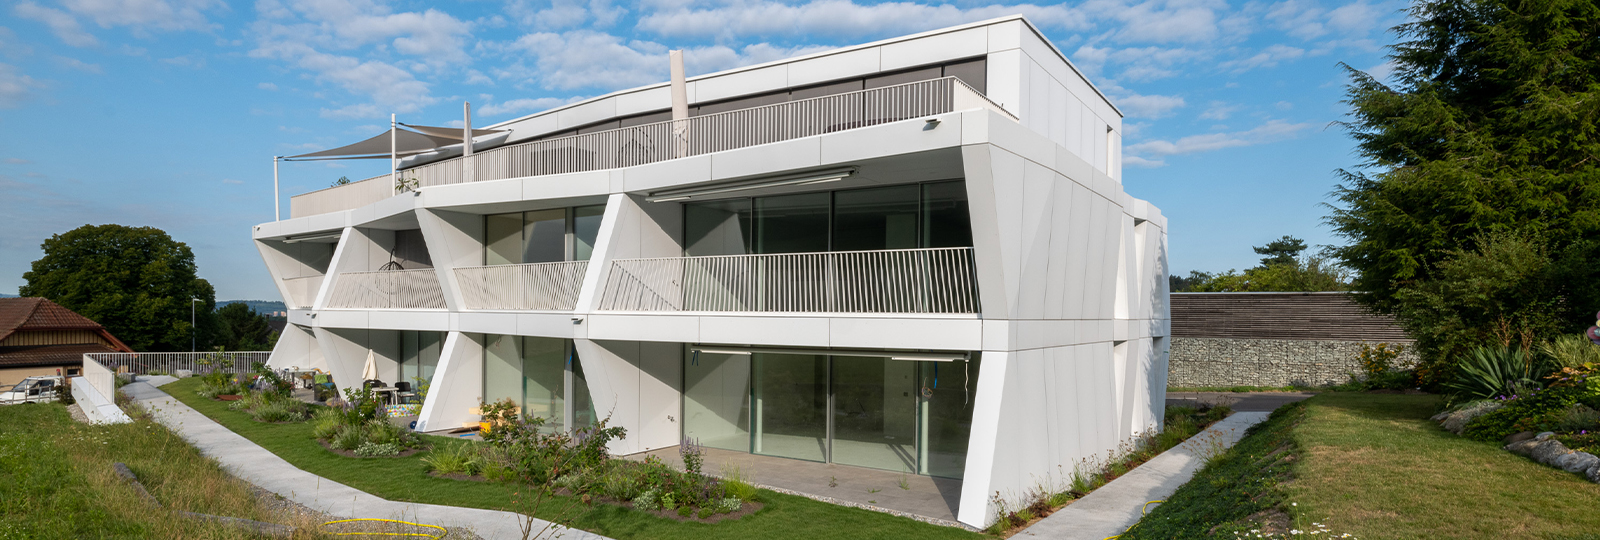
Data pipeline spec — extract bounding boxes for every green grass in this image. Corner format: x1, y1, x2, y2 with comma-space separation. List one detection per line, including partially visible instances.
163, 377, 987, 540
0, 401, 320, 539
1167, 385, 1324, 393
1124, 393, 1600, 539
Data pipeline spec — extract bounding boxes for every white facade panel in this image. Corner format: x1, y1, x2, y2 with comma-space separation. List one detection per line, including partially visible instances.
880, 26, 988, 71
787, 47, 881, 87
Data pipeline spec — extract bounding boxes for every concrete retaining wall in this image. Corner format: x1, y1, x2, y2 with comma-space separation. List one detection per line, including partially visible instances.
71, 375, 131, 424
1167, 337, 1418, 388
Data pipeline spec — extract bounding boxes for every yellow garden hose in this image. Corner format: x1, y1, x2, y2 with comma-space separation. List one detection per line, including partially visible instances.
319, 518, 448, 539
1102, 500, 1164, 540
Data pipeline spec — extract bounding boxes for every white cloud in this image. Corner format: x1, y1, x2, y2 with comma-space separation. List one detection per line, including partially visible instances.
1123, 154, 1166, 168
252, 41, 436, 118
1126, 119, 1314, 157
1199, 101, 1238, 120
1116, 93, 1186, 119
1365, 60, 1397, 83
638, 1, 1088, 40
508, 0, 627, 30
1268, 0, 1385, 41
1219, 44, 1306, 72
1072, 44, 1203, 82
4, 158, 31, 164
1091, 0, 1241, 45
258, 82, 278, 90
478, 96, 582, 117
54, 56, 101, 73
494, 30, 832, 91
61, 0, 223, 32
0, 63, 43, 108
15, 2, 97, 47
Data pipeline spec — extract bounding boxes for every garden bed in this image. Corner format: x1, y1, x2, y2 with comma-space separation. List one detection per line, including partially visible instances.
318, 439, 429, 459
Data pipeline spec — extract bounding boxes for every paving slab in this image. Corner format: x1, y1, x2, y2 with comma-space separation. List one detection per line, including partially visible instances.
1015, 411, 1273, 540
121, 380, 608, 540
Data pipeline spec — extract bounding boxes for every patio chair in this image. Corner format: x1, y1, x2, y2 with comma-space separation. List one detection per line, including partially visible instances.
395, 381, 417, 404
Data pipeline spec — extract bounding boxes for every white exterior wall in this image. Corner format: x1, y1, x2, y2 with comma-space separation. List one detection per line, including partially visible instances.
253, 16, 1165, 530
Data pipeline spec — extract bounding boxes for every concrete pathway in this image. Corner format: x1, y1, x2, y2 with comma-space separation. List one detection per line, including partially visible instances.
122, 378, 609, 540
1015, 411, 1273, 540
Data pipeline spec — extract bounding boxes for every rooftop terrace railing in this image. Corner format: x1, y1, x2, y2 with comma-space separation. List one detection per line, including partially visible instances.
289, 77, 1008, 218
86, 351, 274, 377
598, 247, 980, 314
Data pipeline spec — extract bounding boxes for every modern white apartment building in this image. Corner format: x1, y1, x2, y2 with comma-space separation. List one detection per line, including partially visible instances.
256, 15, 1169, 528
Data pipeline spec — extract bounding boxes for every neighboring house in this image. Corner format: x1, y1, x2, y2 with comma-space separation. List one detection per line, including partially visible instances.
256, 16, 1169, 527
0, 298, 134, 387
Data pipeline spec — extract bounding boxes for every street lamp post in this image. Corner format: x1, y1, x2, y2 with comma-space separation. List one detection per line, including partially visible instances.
191, 298, 203, 352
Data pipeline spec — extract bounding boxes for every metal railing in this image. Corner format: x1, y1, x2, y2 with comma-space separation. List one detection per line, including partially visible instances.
326, 269, 448, 309
282, 274, 325, 308
454, 261, 589, 310
598, 247, 980, 314
86, 352, 274, 377
291, 77, 1008, 217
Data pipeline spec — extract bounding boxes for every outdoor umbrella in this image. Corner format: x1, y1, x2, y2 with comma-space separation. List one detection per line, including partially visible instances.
361, 350, 379, 381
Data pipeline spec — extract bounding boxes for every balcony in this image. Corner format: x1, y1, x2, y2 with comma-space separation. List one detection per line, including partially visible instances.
281, 275, 324, 308
326, 269, 447, 309
597, 247, 979, 314
454, 261, 589, 310
289, 77, 1008, 218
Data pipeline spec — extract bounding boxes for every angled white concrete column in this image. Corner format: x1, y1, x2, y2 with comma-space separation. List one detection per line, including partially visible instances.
956, 350, 1010, 528
311, 327, 400, 392
417, 331, 483, 433
960, 145, 1015, 319
312, 326, 359, 393
572, 339, 681, 455
314, 227, 358, 310
572, 193, 628, 319
417, 209, 484, 312
266, 323, 324, 372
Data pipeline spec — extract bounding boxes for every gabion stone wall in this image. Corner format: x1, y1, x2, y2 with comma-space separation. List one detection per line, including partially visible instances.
1168, 337, 1420, 388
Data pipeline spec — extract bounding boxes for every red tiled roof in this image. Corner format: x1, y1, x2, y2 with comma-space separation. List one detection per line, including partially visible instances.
0, 343, 119, 368
0, 298, 133, 352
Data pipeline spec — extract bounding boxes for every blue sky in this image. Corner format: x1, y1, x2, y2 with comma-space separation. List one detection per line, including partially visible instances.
0, 0, 1405, 300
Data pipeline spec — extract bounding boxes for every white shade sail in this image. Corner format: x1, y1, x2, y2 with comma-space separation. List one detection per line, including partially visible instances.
400, 123, 504, 141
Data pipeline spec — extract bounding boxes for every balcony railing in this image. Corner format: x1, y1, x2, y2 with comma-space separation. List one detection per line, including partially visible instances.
598, 247, 980, 314
326, 269, 448, 309
290, 77, 1009, 218
282, 274, 324, 308
454, 261, 589, 310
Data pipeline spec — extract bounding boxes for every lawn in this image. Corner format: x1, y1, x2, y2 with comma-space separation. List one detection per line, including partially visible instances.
161, 377, 988, 540
1124, 393, 1600, 539
0, 401, 315, 539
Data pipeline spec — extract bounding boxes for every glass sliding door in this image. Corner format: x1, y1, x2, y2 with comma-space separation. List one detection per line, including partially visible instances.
684, 351, 751, 452
830, 355, 918, 473
919, 354, 981, 478
483, 335, 522, 407
685, 200, 753, 256
920, 181, 972, 248
571, 205, 605, 261
754, 193, 830, 254
399, 331, 443, 385
521, 336, 566, 432
523, 209, 566, 263
752, 353, 828, 462
833, 185, 919, 251
571, 346, 597, 429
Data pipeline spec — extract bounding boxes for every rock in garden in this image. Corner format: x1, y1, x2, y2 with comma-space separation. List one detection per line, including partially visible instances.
1505, 431, 1537, 445
1505, 439, 1541, 457
1557, 452, 1600, 474
1588, 463, 1600, 484
1441, 402, 1502, 434
1536, 432, 1556, 441
1531, 440, 1574, 466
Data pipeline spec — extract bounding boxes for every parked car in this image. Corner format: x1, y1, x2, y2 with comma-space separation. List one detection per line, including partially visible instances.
0, 376, 64, 405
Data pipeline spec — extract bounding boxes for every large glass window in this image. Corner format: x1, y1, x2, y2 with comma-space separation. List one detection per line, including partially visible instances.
752, 353, 828, 462
684, 352, 752, 451
483, 204, 607, 265
480, 335, 589, 433
683, 180, 970, 256
399, 330, 443, 385
683, 350, 980, 478
833, 185, 919, 251
684, 200, 753, 256
755, 193, 830, 254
